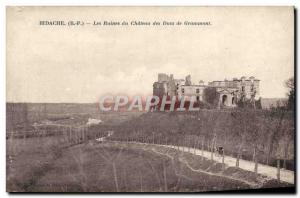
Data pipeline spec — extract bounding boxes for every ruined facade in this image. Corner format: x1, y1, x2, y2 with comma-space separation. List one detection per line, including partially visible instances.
153, 73, 260, 108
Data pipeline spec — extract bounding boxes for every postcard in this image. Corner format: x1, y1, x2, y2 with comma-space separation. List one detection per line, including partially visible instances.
6, 6, 295, 192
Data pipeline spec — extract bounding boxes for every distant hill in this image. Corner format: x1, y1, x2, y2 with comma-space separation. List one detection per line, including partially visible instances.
260, 98, 288, 109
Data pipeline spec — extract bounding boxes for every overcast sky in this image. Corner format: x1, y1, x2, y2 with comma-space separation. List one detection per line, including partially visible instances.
7, 6, 294, 103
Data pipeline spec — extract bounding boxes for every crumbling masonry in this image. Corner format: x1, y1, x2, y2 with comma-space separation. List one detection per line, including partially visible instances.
153, 73, 260, 108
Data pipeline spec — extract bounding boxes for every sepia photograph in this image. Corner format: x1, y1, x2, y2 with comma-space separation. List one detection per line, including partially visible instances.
6, 6, 295, 193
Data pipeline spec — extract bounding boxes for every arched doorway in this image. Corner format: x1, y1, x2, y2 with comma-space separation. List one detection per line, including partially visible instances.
222, 95, 228, 105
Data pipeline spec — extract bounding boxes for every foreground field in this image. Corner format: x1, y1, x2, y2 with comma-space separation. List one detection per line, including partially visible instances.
6, 137, 292, 192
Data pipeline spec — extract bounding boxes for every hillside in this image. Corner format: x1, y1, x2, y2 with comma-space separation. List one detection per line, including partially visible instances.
113, 109, 294, 170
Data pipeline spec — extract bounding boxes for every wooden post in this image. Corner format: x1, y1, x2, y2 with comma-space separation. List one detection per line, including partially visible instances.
201, 139, 204, 158
73, 129, 76, 144
72, 127, 74, 144
163, 160, 168, 192
277, 159, 280, 182
74, 129, 77, 144
79, 127, 84, 143
254, 157, 258, 174
84, 127, 87, 141
283, 158, 287, 170
75, 129, 78, 144
79, 129, 82, 143
86, 126, 88, 141
74, 128, 79, 144
193, 140, 196, 155
222, 149, 225, 170
85, 127, 87, 142
68, 127, 71, 143
152, 133, 154, 144
73, 128, 75, 144
78, 129, 81, 143
254, 147, 258, 174
207, 140, 210, 152
211, 147, 213, 161
252, 147, 256, 162
188, 138, 190, 153
70, 127, 73, 144
236, 154, 240, 167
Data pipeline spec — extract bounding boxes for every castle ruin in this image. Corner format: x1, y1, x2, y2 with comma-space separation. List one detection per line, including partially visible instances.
153, 73, 260, 109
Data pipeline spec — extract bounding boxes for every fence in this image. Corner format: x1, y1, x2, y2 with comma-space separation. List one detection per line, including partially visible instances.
108, 133, 286, 182
6, 124, 108, 146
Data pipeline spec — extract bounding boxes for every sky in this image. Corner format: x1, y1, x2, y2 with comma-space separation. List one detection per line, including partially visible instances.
7, 6, 294, 103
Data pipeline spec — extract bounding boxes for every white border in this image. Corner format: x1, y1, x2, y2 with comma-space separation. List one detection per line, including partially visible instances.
1, 0, 298, 197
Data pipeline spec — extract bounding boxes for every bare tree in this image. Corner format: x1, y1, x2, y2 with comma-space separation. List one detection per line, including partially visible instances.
265, 109, 285, 165
203, 87, 219, 108
285, 77, 294, 111
230, 110, 248, 167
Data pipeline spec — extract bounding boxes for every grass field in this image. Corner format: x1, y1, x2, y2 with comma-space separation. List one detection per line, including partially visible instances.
6, 136, 65, 191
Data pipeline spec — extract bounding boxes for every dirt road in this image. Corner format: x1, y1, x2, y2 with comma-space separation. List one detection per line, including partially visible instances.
162, 144, 294, 184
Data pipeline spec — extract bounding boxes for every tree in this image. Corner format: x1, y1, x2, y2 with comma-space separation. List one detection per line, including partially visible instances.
285, 77, 294, 111
230, 110, 249, 167
203, 87, 219, 108
265, 109, 285, 165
